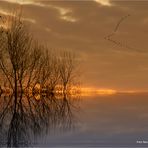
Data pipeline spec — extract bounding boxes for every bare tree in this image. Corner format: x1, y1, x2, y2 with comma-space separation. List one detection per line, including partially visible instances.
43, 51, 60, 93
0, 12, 80, 96
0, 9, 81, 148
59, 51, 77, 93
0, 13, 44, 96
0, 13, 33, 94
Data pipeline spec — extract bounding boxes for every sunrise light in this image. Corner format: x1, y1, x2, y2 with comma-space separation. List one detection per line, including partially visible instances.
80, 87, 117, 96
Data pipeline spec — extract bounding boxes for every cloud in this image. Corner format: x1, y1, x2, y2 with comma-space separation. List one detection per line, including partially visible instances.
0, 9, 36, 24
2, 0, 35, 5
0, 9, 9, 16
3, 0, 77, 22
47, 5, 77, 22
94, 0, 112, 6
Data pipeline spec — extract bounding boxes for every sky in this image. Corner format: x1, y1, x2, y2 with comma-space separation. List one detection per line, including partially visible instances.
0, 0, 148, 91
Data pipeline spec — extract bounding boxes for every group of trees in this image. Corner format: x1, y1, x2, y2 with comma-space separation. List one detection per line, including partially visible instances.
0, 13, 78, 95
0, 12, 80, 148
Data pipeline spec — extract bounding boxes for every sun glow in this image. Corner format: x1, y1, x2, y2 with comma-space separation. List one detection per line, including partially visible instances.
96, 89, 117, 95
80, 87, 117, 96
80, 87, 148, 96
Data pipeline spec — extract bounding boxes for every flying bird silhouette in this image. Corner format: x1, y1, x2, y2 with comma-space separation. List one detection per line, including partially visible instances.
104, 14, 147, 54
105, 14, 131, 40
104, 14, 138, 51
114, 14, 130, 32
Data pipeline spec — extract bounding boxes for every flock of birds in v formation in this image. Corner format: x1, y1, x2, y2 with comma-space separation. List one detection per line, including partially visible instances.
104, 14, 145, 53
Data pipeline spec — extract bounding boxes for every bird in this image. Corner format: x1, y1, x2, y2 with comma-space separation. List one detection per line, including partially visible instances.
114, 14, 130, 33
104, 14, 133, 50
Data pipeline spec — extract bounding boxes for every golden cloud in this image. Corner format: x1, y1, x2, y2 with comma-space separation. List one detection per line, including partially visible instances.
94, 0, 112, 6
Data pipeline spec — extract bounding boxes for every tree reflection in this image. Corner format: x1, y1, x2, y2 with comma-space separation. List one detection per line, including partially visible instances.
0, 10, 81, 148
0, 93, 80, 147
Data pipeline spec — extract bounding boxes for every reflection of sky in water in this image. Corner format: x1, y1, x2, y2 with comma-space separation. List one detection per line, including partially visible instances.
44, 93, 148, 147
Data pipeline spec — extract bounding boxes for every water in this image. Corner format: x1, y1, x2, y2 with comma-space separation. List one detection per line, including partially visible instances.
44, 93, 148, 147
1, 93, 148, 147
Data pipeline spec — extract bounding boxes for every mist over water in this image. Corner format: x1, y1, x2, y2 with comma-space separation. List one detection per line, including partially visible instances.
42, 93, 148, 147
1, 93, 148, 147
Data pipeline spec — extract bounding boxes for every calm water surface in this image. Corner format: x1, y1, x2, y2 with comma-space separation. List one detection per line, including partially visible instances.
1, 93, 148, 147
44, 93, 148, 147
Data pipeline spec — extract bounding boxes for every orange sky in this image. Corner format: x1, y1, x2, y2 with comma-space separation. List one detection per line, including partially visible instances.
1, 0, 148, 91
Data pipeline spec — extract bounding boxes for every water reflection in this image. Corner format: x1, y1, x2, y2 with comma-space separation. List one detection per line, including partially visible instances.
0, 93, 80, 147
